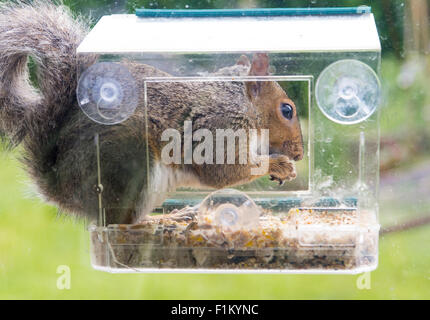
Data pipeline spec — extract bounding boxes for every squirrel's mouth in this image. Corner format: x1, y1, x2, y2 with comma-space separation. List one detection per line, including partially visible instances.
282, 141, 304, 162
292, 153, 303, 161
289, 149, 304, 161
270, 146, 303, 162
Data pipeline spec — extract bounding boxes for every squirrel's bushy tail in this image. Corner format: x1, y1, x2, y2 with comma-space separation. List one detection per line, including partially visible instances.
0, 1, 88, 145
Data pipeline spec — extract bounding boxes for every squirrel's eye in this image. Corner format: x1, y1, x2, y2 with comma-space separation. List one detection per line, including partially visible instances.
280, 103, 293, 120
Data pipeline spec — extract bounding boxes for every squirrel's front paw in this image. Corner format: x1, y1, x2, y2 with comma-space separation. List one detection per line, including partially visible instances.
269, 155, 297, 185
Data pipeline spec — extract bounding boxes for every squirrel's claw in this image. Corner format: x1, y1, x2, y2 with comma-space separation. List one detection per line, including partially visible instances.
270, 175, 285, 186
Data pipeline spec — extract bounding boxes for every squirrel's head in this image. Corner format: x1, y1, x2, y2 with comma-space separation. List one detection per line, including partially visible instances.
243, 53, 304, 162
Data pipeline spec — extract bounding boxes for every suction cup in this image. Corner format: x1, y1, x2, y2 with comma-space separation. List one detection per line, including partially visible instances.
199, 189, 260, 229
216, 204, 239, 227
315, 59, 381, 125
77, 62, 138, 125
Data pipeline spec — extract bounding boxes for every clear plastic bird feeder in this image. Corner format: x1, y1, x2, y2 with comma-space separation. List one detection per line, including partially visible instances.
77, 7, 381, 273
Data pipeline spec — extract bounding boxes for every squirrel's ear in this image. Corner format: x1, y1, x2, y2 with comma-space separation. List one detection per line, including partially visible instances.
245, 81, 261, 101
249, 53, 269, 76
237, 55, 251, 67
245, 53, 269, 101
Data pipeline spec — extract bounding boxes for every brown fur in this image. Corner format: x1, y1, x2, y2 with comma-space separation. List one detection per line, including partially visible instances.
0, 1, 303, 224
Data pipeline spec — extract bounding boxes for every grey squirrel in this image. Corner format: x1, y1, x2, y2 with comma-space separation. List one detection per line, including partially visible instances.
0, 1, 303, 224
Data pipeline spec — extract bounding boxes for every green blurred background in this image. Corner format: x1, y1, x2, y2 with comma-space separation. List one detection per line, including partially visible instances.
1, 0, 430, 299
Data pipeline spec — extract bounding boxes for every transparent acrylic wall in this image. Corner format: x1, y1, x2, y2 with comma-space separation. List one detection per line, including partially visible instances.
76, 48, 380, 273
